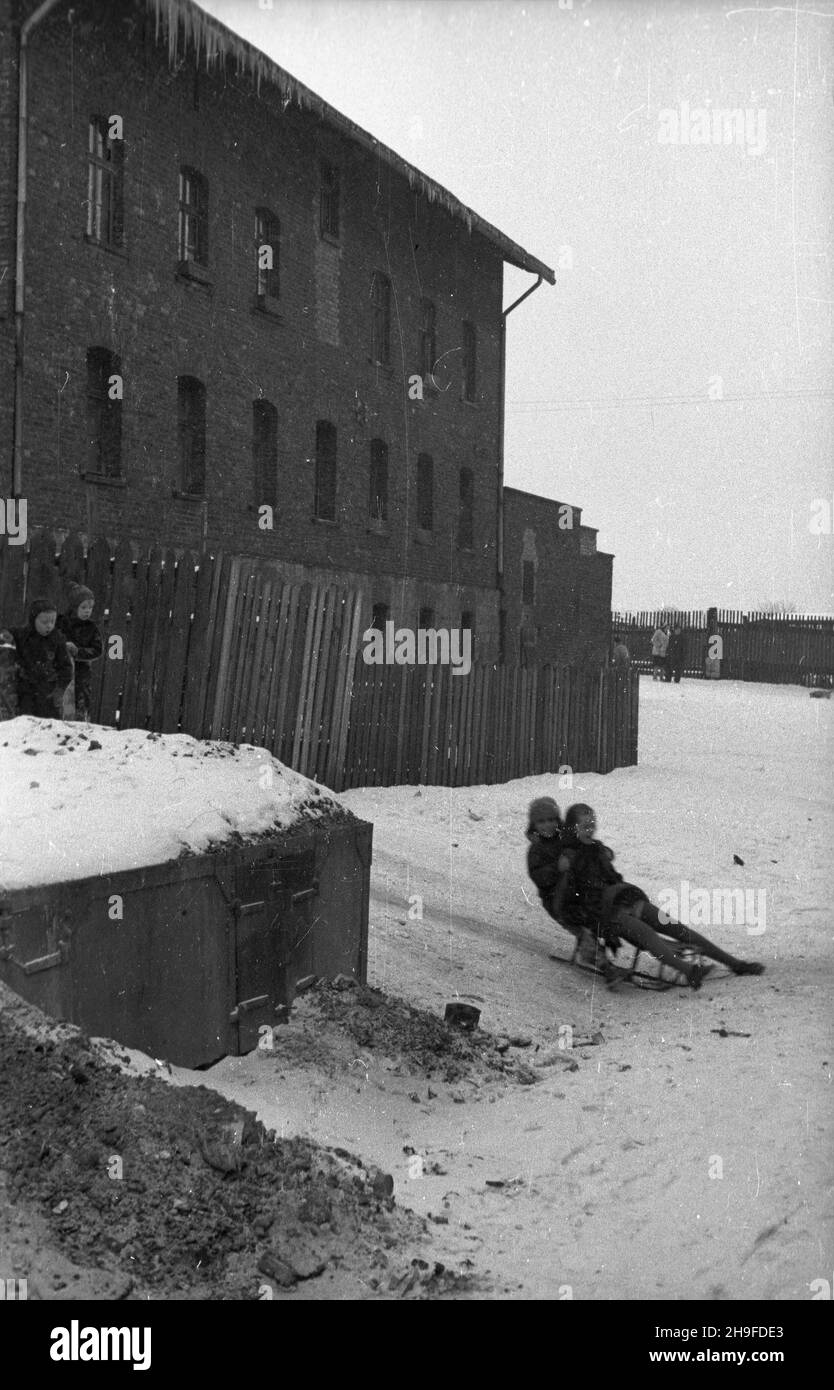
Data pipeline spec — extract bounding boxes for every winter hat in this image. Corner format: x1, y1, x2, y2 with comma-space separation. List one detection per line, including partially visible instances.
0, 629, 15, 650
564, 803, 595, 835
527, 796, 561, 830
66, 583, 94, 614
28, 597, 58, 625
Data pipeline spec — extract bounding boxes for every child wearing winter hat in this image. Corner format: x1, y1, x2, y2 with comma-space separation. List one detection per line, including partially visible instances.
557, 803, 764, 987
0, 627, 19, 720
58, 583, 103, 720
525, 797, 574, 936
11, 599, 73, 718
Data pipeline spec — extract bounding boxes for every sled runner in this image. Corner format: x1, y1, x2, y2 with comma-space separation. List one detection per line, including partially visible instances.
550, 932, 709, 991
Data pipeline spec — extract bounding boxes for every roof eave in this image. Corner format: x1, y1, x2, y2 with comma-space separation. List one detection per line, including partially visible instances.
146, 0, 555, 283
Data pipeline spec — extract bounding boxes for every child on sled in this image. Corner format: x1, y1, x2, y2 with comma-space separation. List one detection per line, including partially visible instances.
553, 803, 765, 989
526, 796, 606, 970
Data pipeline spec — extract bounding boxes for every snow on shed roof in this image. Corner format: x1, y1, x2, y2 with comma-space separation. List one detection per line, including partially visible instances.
0, 718, 350, 891
146, 0, 555, 284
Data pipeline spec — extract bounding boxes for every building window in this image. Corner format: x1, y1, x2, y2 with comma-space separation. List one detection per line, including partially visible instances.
177, 376, 206, 495
522, 559, 536, 607
418, 607, 435, 631
320, 159, 340, 238
419, 298, 436, 380
255, 209, 280, 300
462, 320, 477, 401
85, 347, 122, 477
371, 271, 391, 366
370, 601, 389, 631
416, 453, 433, 532
178, 167, 208, 266
369, 439, 388, 523
314, 420, 337, 521
458, 467, 474, 548
86, 116, 124, 249
461, 610, 474, 636
253, 399, 278, 510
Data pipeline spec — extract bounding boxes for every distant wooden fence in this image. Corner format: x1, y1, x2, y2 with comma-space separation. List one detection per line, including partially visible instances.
0, 531, 638, 788
612, 609, 834, 687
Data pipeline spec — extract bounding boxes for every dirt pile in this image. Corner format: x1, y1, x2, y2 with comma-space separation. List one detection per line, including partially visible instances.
0, 1010, 476, 1300
297, 978, 540, 1085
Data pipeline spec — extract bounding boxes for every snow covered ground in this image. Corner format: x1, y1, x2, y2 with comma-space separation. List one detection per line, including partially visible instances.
0, 720, 345, 890
2, 678, 831, 1298
102, 676, 833, 1300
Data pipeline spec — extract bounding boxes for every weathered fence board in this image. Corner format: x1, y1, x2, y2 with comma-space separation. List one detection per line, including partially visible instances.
1, 531, 639, 789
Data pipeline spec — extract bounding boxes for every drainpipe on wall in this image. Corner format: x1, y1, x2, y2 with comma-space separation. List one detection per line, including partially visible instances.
13, 0, 65, 497
497, 272, 544, 654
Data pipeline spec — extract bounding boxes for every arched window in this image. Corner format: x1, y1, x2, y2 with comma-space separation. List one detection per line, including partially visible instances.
458, 467, 474, 548
86, 116, 124, 249
419, 299, 436, 379
177, 376, 206, 495
255, 209, 280, 300
369, 439, 388, 522
178, 167, 208, 266
314, 420, 337, 521
253, 400, 278, 510
371, 271, 391, 365
86, 347, 122, 477
416, 453, 433, 532
462, 320, 477, 401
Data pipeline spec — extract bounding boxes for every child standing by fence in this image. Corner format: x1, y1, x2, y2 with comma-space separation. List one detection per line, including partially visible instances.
12, 599, 73, 718
58, 584, 103, 720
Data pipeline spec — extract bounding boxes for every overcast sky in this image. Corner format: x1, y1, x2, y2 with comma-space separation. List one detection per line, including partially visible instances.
198, 0, 833, 613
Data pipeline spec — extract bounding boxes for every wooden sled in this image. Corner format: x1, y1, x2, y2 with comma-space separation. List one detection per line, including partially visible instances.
550, 931, 707, 992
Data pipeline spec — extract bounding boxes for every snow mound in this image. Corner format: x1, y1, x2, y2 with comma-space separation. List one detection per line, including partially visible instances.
0, 717, 350, 891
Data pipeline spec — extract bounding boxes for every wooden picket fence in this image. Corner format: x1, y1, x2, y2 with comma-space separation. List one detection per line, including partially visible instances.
0, 531, 639, 788
612, 608, 834, 687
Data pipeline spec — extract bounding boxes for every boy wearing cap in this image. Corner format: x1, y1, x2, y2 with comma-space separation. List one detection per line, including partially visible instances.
58, 584, 103, 720
12, 599, 73, 718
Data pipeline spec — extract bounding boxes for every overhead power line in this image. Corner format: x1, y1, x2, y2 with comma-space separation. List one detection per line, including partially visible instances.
507, 389, 834, 411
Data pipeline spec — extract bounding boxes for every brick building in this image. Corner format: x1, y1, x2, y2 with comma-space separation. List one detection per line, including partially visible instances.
1, 0, 612, 662
503, 488, 613, 665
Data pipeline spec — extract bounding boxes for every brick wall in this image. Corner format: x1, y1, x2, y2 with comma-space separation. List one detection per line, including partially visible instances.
503, 486, 613, 664
4, 0, 503, 654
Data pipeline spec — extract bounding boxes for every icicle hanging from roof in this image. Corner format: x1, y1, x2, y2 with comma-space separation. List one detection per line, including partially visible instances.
145, 0, 485, 243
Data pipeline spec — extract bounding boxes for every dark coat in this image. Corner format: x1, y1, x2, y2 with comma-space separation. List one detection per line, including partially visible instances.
12, 613, 73, 709
526, 831, 564, 899
666, 632, 684, 663
559, 836, 646, 942
57, 612, 103, 666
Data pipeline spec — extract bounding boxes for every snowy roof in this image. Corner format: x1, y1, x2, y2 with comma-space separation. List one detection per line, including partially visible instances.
145, 0, 555, 284
0, 718, 349, 891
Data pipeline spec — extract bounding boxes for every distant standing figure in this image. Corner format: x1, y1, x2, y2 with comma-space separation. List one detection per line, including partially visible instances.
58, 584, 103, 720
666, 625, 684, 683
663, 624, 673, 681
650, 624, 669, 681
612, 635, 631, 671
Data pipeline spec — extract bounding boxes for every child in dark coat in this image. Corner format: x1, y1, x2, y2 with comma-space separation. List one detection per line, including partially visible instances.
557, 803, 764, 987
58, 584, 103, 720
526, 797, 574, 934
527, 796, 617, 970
12, 598, 73, 718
